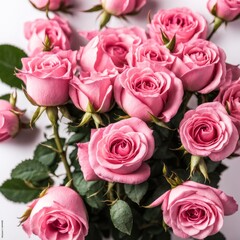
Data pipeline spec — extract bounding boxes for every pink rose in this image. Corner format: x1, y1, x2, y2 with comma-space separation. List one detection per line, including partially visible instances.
30, 0, 71, 11
179, 102, 239, 161
215, 78, 240, 132
79, 26, 147, 73
22, 186, 89, 240
114, 66, 184, 122
173, 39, 227, 93
17, 49, 77, 106
24, 15, 71, 55
207, 0, 240, 21
150, 181, 238, 239
69, 72, 114, 113
148, 8, 208, 47
101, 0, 146, 16
0, 100, 19, 142
126, 39, 177, 71
77, 117, 155, 184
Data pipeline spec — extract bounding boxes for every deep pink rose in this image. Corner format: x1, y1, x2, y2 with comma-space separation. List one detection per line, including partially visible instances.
22, 186, 89, 240
101, 0, 146, 16
24, 15, 71, 55
77, 117, 155, 184
148, 7, 208, 47
150, 181, 238, 239
79, 26, 147, 73
215, 78, 240, 132
17, 49, 77, 106
207, 0, 240, 21
69, 72, 114, 113
173, 39, 227, 93
126, 39, 177, 71
179, 102, 238, 161
0, 100, 19, 142
30, 0, 71, 11
114, 66, 184, 122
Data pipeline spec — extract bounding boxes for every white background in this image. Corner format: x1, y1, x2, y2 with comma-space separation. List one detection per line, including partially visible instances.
0, 0, 240, 239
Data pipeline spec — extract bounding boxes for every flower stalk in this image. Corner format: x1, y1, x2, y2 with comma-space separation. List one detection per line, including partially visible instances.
47, 107, 72, 182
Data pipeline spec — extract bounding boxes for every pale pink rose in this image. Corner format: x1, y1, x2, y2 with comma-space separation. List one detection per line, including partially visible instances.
24, 15, 71, 55
215, 78, 240, 132
22, 186, 89, 240
79, 26, 147, 73
179, 102, 239, 161
30, 0, 71, 11
69, 72, 114, 113
207, 0, 240, 21
126, 39, 177, 71
17, 49, 77, 106
114, 66, 184, 122
77, 117, 155, 184
173, 39, 227, 94
148, 7, 208, 48
0, 100, 19, 142
150, 181, 238, 239
101, 0, 146, 16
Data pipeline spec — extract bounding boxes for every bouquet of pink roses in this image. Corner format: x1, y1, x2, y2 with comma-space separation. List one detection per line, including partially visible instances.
0, 0, 240, 239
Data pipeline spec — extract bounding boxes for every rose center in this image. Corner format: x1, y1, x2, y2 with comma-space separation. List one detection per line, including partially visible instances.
110, 139, 131, 156
50, 219, 68, 231
186, 208, 205, 221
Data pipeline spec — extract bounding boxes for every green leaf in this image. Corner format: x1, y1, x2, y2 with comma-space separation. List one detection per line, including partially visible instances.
0, 179, 41, 203
33, 138, 64, 171
110, 200, 133, 235
83, 4, 102, 12
11, 159, 49, 182
124, 182, 148, 204
0, 44, 27, 89
0, 94, 10, 101
73, 172, 105, 209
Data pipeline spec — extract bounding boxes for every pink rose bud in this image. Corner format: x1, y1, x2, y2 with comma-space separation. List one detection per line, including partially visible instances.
114, 66, 184, 122
77, 117, 155, 184
172, 39, 227, 94
101, 0, 146, 16
30, 0, 71, 11
69, 72, 114, 113
22, 186, 89, 240
207, 0, 240, 21
17, 49, 77, 106
215, 78, 240, 132
0, 100, 20, 142
24, 15, 72, 55
150, 181, 238, 239
179, 102, 239, 161
148, 7, 208, 47
79, 26, 147, 73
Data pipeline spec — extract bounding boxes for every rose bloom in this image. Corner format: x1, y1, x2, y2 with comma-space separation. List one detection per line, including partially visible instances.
0, 100, 19, 142
126, 39, 177, 71
30, 0, 71, 11
79, 26, 147, 73
77, 117, 155, 184
69, 72, 114, 113
150, 181, 238, 239
173, 39, 227, 93
207, 0, 240, 21
22, 186, 89, 240
148, 7, 208, 47
215, 78, 240, 132
179, 102, 239, 161
101, 0, 146, 16
24, 15, 71, 55
114, 66, 184, 122
17, 49, 77, 106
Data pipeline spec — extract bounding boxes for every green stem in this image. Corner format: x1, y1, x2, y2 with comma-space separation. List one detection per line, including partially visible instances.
207, 17, 224, 40
53, 124, 72, 181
